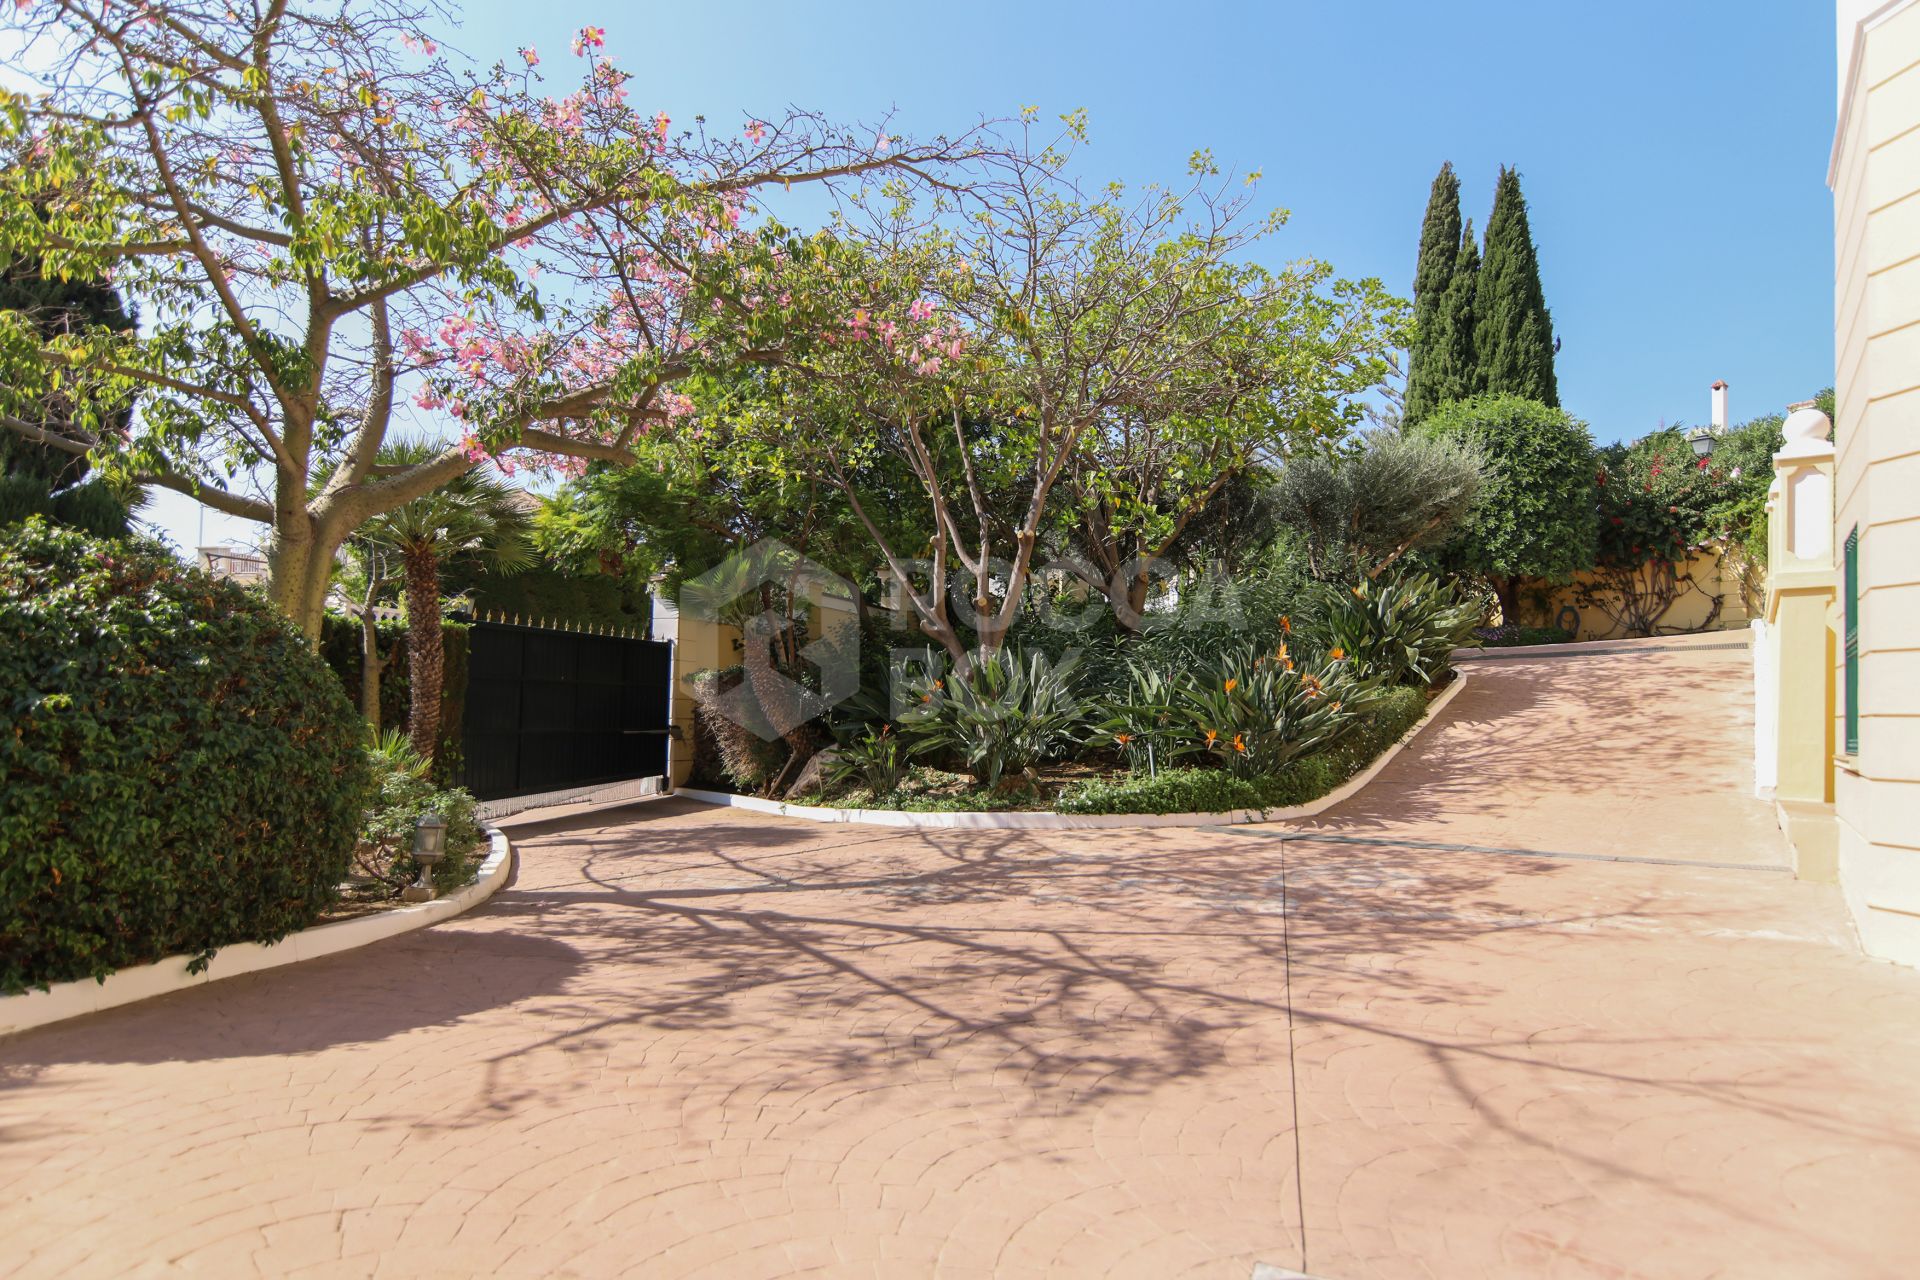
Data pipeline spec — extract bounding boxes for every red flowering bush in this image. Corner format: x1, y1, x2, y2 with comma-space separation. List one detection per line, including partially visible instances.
1586, 430, 1740, 635
1594, 430, 1734, 568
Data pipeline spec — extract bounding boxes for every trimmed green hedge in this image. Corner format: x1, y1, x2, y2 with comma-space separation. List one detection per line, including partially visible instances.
0, 521, 371, 992
1056, 685, 1431, 815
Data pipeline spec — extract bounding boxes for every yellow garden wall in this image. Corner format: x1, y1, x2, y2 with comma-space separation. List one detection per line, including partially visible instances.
1514, 544, 1757, 641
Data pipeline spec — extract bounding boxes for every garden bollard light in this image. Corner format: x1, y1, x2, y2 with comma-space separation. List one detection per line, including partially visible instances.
402, 813, 447, 903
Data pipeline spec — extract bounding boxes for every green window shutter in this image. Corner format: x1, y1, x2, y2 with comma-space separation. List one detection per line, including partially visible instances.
1844, 526, 1860, 756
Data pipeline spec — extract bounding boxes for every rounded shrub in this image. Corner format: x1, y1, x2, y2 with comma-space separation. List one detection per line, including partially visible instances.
0, 520, 371, 992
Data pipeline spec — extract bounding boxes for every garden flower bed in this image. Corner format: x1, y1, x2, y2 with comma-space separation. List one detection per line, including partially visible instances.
682, 671, 1467, 829
686, 566, 1482, 828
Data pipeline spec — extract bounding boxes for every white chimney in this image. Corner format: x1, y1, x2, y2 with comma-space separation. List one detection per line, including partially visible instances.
1711, 379, 1729, 431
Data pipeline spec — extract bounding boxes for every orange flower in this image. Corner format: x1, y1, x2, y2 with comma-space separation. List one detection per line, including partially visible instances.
1303, 674, 1323, 698
1329, 701, 1342, 712
1328, 646, 1346, 661
1280, 615, 1292, 635
1351, 585, 1365, 597
1232, 733, 1246, 754
1204, 729, 1219, 747
1283, 657, 1295, 672
933, 679, 944, 690
1224, 678, 1238, 693
1114, 732, 1133, 746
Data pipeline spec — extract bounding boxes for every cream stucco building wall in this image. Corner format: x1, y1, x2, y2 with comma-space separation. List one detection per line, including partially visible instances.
1829, 0, 1920, 965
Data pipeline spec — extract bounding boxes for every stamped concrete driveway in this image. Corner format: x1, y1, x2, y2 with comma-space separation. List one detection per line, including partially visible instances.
4, 635, 1919, 1278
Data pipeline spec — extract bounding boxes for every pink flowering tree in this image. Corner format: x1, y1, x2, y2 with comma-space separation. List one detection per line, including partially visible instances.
0, 0, 990, 637
717, 116, 1406, 663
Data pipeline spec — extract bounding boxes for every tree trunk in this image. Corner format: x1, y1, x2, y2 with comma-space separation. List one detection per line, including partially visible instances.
1493, 575, 1522, 625
738, 611, 818, 797
359, 572, 386, 731
403, 548, 444, 761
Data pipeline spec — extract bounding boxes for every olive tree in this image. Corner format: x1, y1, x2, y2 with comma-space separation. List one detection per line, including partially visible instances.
1265, 429, 1486, 581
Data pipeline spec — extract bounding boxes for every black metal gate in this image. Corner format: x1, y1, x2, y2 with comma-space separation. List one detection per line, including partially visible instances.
458, 619, 673, 802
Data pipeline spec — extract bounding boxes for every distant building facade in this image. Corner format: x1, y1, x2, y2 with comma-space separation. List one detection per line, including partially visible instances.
196, 545, 269, 585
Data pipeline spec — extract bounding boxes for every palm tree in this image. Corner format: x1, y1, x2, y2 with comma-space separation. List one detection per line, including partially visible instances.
359, 441, 534, 761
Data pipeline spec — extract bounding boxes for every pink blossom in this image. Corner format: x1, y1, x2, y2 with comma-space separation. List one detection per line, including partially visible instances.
521, 47, 540, 67
414, 385, 445, 411
908, 299, 935, 322
653, 111, 671, 140
571, 26, 606, 57
874, 131, 891, 154
744, 120, 767, 143
401, 33, 437, 56
459, 434, 490, 463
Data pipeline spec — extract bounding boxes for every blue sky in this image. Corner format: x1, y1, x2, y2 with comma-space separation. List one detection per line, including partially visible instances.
450, 0, 1833, 440
122, 0, 1835, 550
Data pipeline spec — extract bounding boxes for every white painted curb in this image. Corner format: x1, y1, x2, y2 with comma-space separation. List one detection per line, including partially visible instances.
1452, 631, 1752, 661
679, 671, 1471, 830
0, 827, 515, 1038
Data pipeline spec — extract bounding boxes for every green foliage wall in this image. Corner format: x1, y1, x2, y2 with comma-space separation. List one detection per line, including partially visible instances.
462, 563, 652, 632
318, 615, 470, 770
0, 521, 370, 992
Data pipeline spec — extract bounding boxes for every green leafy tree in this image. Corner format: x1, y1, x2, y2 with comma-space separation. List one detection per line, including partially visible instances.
728, 129, 1407, 664
0, 1, 981, 639
1404, 162, 1462, 423
358, 445, 533, 760
1474, 167, 1558, 405
1421, 394, 1596, 619
1061, 266, 1406, 625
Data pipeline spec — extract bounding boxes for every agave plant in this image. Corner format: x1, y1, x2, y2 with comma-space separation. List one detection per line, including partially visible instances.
899, 648, 1090, 788
1316, 569, 1482, 688
1177, 644, 1382, 779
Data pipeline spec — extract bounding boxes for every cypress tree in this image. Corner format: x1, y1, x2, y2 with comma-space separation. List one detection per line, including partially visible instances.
1403, 162, 1462, 424
1474, 166, 1558, 406
1427, 218, 1482, 408
0, 243, 139, 535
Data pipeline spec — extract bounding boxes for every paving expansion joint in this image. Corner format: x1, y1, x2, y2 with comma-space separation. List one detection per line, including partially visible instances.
1219, 828, 1791, 874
